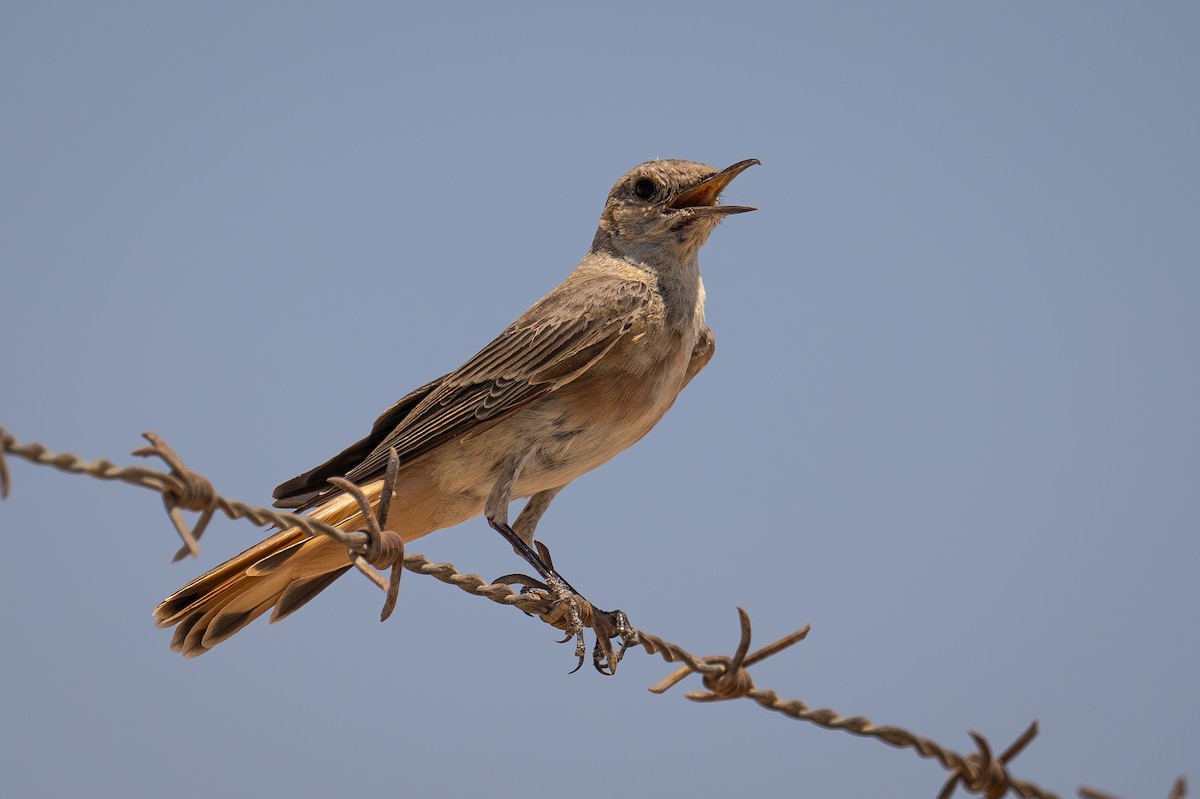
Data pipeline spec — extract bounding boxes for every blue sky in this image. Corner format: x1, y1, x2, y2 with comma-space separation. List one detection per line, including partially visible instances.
2, 3, 1196, 797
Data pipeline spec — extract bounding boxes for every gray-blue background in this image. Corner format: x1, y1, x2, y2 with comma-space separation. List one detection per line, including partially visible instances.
2, 3, 1196, 797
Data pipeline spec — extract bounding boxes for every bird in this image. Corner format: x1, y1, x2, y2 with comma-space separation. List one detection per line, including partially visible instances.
154, 157, 759, 658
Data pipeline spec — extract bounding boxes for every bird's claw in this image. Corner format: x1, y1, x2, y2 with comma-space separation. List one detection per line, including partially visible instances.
591, 608, 637, 675
492, 571, 634, 675
539, 574, 587, 673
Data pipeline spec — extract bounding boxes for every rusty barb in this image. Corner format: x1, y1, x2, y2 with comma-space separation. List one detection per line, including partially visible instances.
648, 607, 810, 700
327, 447, 405, 621
0, 425, 1186, 799
131, 433, 216, 561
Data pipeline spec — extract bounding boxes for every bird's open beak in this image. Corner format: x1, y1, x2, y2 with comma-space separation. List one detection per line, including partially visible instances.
667, 158, 760, 215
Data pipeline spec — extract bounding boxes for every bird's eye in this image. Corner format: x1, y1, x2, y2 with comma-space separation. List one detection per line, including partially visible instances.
633, 178, 658, 200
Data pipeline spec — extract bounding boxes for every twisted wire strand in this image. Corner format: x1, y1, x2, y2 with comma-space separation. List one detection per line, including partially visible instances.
1, 426, 1183, 799
0, 429, 364, 549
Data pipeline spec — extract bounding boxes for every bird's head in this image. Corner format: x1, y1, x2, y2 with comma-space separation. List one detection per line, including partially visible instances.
593, 158, 759, 264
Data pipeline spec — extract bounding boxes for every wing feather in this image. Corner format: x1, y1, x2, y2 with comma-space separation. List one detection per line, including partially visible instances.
274, 275, 651, 510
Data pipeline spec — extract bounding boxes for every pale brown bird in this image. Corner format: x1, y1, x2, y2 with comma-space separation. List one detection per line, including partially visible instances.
154, 158, 759, 657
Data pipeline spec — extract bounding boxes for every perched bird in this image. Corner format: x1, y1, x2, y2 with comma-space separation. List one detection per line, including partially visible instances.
154, 158, 759, 657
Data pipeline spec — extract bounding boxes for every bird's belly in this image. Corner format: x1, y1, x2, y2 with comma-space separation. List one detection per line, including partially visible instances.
410, 329, 695, 530
514, 347, 692, 495
515, 412, 660, 493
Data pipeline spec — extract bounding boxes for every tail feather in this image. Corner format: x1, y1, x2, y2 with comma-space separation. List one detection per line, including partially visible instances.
154, 482, 384, 657
272, 566, 353, 623
170, 608, 203, 653
246, 539, 308, 576
199, 606, 257, 651
154, 528, 307, 626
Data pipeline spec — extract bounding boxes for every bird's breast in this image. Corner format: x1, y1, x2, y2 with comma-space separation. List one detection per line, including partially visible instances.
512, 322, 697, 494
420, 317, 700, 507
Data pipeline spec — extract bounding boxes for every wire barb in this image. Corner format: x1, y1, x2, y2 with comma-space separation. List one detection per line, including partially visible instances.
648, 608, 810, 700
326, 445, 405, 622
132, 432, 216, 560
935, 722, 1040, 799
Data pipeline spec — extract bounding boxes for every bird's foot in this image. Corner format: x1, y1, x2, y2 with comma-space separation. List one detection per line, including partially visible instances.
495, 565, 637, 675
589, 605, 637, 676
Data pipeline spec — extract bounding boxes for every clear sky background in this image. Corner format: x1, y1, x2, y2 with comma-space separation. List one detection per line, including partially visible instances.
2, 3, 1196, 797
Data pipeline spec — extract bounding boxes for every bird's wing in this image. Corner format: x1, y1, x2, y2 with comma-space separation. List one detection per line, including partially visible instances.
681, 324, 715, 390
272, 374, 448, 508
273, 274, 652, 510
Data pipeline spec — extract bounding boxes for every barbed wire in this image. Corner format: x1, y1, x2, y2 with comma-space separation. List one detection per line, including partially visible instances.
0, 425, 1186, 799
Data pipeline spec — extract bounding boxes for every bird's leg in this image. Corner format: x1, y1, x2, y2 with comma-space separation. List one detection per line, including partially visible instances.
486, 469, 631, 675
511, 486, 562, 549
484, 454, 574, 590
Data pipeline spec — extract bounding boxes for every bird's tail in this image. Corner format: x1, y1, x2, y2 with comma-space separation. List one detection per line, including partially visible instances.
153, 482, 385, 657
